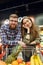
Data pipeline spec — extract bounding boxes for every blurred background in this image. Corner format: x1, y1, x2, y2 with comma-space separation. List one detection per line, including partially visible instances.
0, 0, 43, 28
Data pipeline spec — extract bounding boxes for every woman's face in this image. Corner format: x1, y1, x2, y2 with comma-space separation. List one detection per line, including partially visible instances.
22, 18, 32, 29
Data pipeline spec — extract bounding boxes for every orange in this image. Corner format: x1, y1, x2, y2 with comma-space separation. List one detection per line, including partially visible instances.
22, 61, 25, 65
0, 60, 7, 65
19, 63, 24, 65
12, 60, 18, 65
26, 61, 30, 65
8, 64, 11, 65
19, 62, 25, 65
17, 58, 23, 63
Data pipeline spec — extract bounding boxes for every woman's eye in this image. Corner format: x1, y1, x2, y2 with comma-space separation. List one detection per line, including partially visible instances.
23, 22, 26, 24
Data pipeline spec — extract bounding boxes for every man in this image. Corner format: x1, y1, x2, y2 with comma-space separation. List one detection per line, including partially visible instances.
0, 14, 27, 60
0, 14, 21, 45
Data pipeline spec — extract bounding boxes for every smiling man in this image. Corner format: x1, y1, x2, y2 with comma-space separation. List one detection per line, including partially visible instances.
0, 14, 21, 45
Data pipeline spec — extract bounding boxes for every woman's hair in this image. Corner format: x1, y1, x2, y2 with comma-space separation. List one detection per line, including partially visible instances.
21, 16, 39, 39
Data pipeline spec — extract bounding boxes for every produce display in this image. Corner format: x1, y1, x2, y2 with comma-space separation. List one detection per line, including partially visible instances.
0, 54, 43, 65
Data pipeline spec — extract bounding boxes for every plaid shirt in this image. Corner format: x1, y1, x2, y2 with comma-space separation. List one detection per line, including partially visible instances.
0, 24, 21, 45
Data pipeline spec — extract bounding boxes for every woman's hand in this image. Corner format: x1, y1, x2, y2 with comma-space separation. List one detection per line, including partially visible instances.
23, 25, 30, 33
18, 41, 27, 48
30, 41, 36, 45
23, 25, 29, 30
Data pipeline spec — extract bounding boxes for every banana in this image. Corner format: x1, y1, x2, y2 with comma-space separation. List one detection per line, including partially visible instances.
30, 55, 35, 65
34, 56, 40, 65
30, 54, 43, 65
37, 55, 43, 65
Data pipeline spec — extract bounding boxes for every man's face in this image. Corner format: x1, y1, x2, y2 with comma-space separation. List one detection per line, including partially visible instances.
9, 17, 18, 29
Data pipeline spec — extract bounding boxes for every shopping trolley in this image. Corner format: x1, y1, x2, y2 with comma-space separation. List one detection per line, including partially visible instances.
0, 43, 40, 61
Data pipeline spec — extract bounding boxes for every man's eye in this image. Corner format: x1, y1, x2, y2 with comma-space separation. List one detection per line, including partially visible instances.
10, 20, 17, 22
15, 21, 18, 22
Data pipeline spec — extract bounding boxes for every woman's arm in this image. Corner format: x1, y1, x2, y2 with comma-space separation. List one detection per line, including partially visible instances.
30, 38, 41, 45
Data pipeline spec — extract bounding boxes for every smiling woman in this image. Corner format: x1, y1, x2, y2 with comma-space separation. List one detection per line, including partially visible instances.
18, 16, 41, 62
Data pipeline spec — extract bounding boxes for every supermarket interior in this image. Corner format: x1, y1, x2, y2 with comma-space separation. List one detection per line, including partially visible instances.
0, 0, 43, 65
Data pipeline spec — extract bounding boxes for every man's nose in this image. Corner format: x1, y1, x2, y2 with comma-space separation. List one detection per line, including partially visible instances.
12, 21, 15, 23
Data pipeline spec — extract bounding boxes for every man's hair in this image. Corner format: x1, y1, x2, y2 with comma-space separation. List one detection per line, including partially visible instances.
9, 14, 18, 19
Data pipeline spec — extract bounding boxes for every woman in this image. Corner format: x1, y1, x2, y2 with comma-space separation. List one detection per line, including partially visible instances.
20, 16, 41, 61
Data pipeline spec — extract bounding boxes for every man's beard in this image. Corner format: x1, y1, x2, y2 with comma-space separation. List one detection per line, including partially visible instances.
9, 25, 16, 30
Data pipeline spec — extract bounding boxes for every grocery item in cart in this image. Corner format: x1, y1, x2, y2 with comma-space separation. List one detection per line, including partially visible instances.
0, 60, 7, 65
30, 54, 43, 65
5, 44, 22, 64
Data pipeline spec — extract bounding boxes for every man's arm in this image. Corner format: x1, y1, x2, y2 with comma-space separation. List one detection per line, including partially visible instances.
0, 25, 11, 44
0, 25, 21, 45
